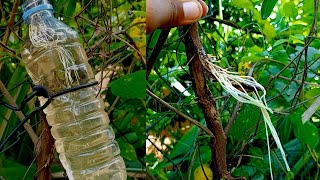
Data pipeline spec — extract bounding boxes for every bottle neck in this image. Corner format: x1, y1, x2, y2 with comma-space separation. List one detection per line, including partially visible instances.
25, 10, 54, 24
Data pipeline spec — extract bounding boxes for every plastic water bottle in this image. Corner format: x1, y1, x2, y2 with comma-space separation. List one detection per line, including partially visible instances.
21, 0, 127, 179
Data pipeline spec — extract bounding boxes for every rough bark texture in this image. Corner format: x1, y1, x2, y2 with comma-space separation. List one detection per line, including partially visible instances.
183, 24, 232, 179
35, 112, 55, 180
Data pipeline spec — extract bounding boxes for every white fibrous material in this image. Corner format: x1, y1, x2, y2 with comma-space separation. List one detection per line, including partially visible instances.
29, 20, 79, 87
199, 49, 290, 178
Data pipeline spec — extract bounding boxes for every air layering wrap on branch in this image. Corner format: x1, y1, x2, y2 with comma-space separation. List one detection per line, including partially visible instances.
197, 47, 290, 177
21, 0, 127, 179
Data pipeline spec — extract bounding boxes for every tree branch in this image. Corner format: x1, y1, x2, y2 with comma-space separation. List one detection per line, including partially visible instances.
183, 23, 234, 179
0, 0, 19, 53
35, 112, 54, 180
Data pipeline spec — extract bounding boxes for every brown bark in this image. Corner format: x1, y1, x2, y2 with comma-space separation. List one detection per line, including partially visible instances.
35, 112, 55, 180
0, 0, 19, 52
183, 24, 233, 179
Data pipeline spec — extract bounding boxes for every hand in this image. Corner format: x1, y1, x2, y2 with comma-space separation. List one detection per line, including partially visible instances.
146, 0, 208, 34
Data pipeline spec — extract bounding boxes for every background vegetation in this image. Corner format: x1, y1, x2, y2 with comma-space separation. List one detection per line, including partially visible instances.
147, 0, 319, 179
0, 0, 145, 179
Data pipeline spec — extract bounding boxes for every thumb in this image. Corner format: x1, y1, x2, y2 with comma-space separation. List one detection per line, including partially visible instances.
147, 0, 208, 34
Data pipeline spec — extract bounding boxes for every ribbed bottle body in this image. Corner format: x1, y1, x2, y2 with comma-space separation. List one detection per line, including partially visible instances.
21, 22, 126, 180
44, 86, 127, 180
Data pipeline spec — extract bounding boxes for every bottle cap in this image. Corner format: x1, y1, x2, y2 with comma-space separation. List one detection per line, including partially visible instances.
22, 0, 53, 20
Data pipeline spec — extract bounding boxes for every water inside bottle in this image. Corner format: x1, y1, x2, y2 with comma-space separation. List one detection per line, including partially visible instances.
22, 35, 127, 180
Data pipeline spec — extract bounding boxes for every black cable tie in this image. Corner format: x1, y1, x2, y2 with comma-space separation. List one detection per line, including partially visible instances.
0, 81, 99, 152
32, 85, 50, 98
0, 101, 20, 111
20, 90, 38, 110
0, 98, 52, 151
51, 81, 98, 98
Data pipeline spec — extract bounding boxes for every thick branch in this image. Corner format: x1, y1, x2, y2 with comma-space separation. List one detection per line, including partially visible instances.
35, 112, 54, 180
183, 24, 232, 179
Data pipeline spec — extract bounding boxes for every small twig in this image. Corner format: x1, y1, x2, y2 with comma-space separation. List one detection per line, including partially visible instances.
0, 0, 19, 53
224, 101, 242, 135
147, 89, 213, 137
0, 1, 5, 23
207, 17, 241, 29
278, 76, 320, 87
86, 35, 109, 57
113, 33, 146, 67
108, 96, 120, 115
0, 41, 22, 61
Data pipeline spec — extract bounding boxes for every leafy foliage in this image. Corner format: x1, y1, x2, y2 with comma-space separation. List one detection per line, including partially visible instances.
0, 0, 145, 179
147, 0, 320, 179
109, 70, 146, 99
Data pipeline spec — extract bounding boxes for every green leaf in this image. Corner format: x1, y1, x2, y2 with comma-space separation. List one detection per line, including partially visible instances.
248, 147, 268, 173
64, 0, 77, 17
118, 142, 138, 161
109, 70, 146, 99
194, 145, 211, 165
240, 56, 263, 62
149, 168, 168, 179
118, 112, 135, 130
248, 45, 263, 54
53, 0, 64, 14
274, 80, 299, 102
230, 0, 254, 11
169, 126, 198, 159
272, 49, 288, 63
240, 46, 265, 62
273, 39, 289, 47
123, 132, 138, 143
0, 66, 28, 141
233, 165, 257, 178
282, 2, 298, 19
263, 23, 277, 40
230, 105, 261, 141
261, 0, 278, 20
290, 112, 319, 149
304, 89, 320, 109
0, 159, 36, 179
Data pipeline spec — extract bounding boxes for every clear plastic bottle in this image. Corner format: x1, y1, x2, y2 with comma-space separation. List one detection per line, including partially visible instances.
21, 0, 127, 179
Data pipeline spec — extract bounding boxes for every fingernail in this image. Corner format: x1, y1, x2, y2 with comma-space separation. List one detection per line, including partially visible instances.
182, 1, 202, 20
